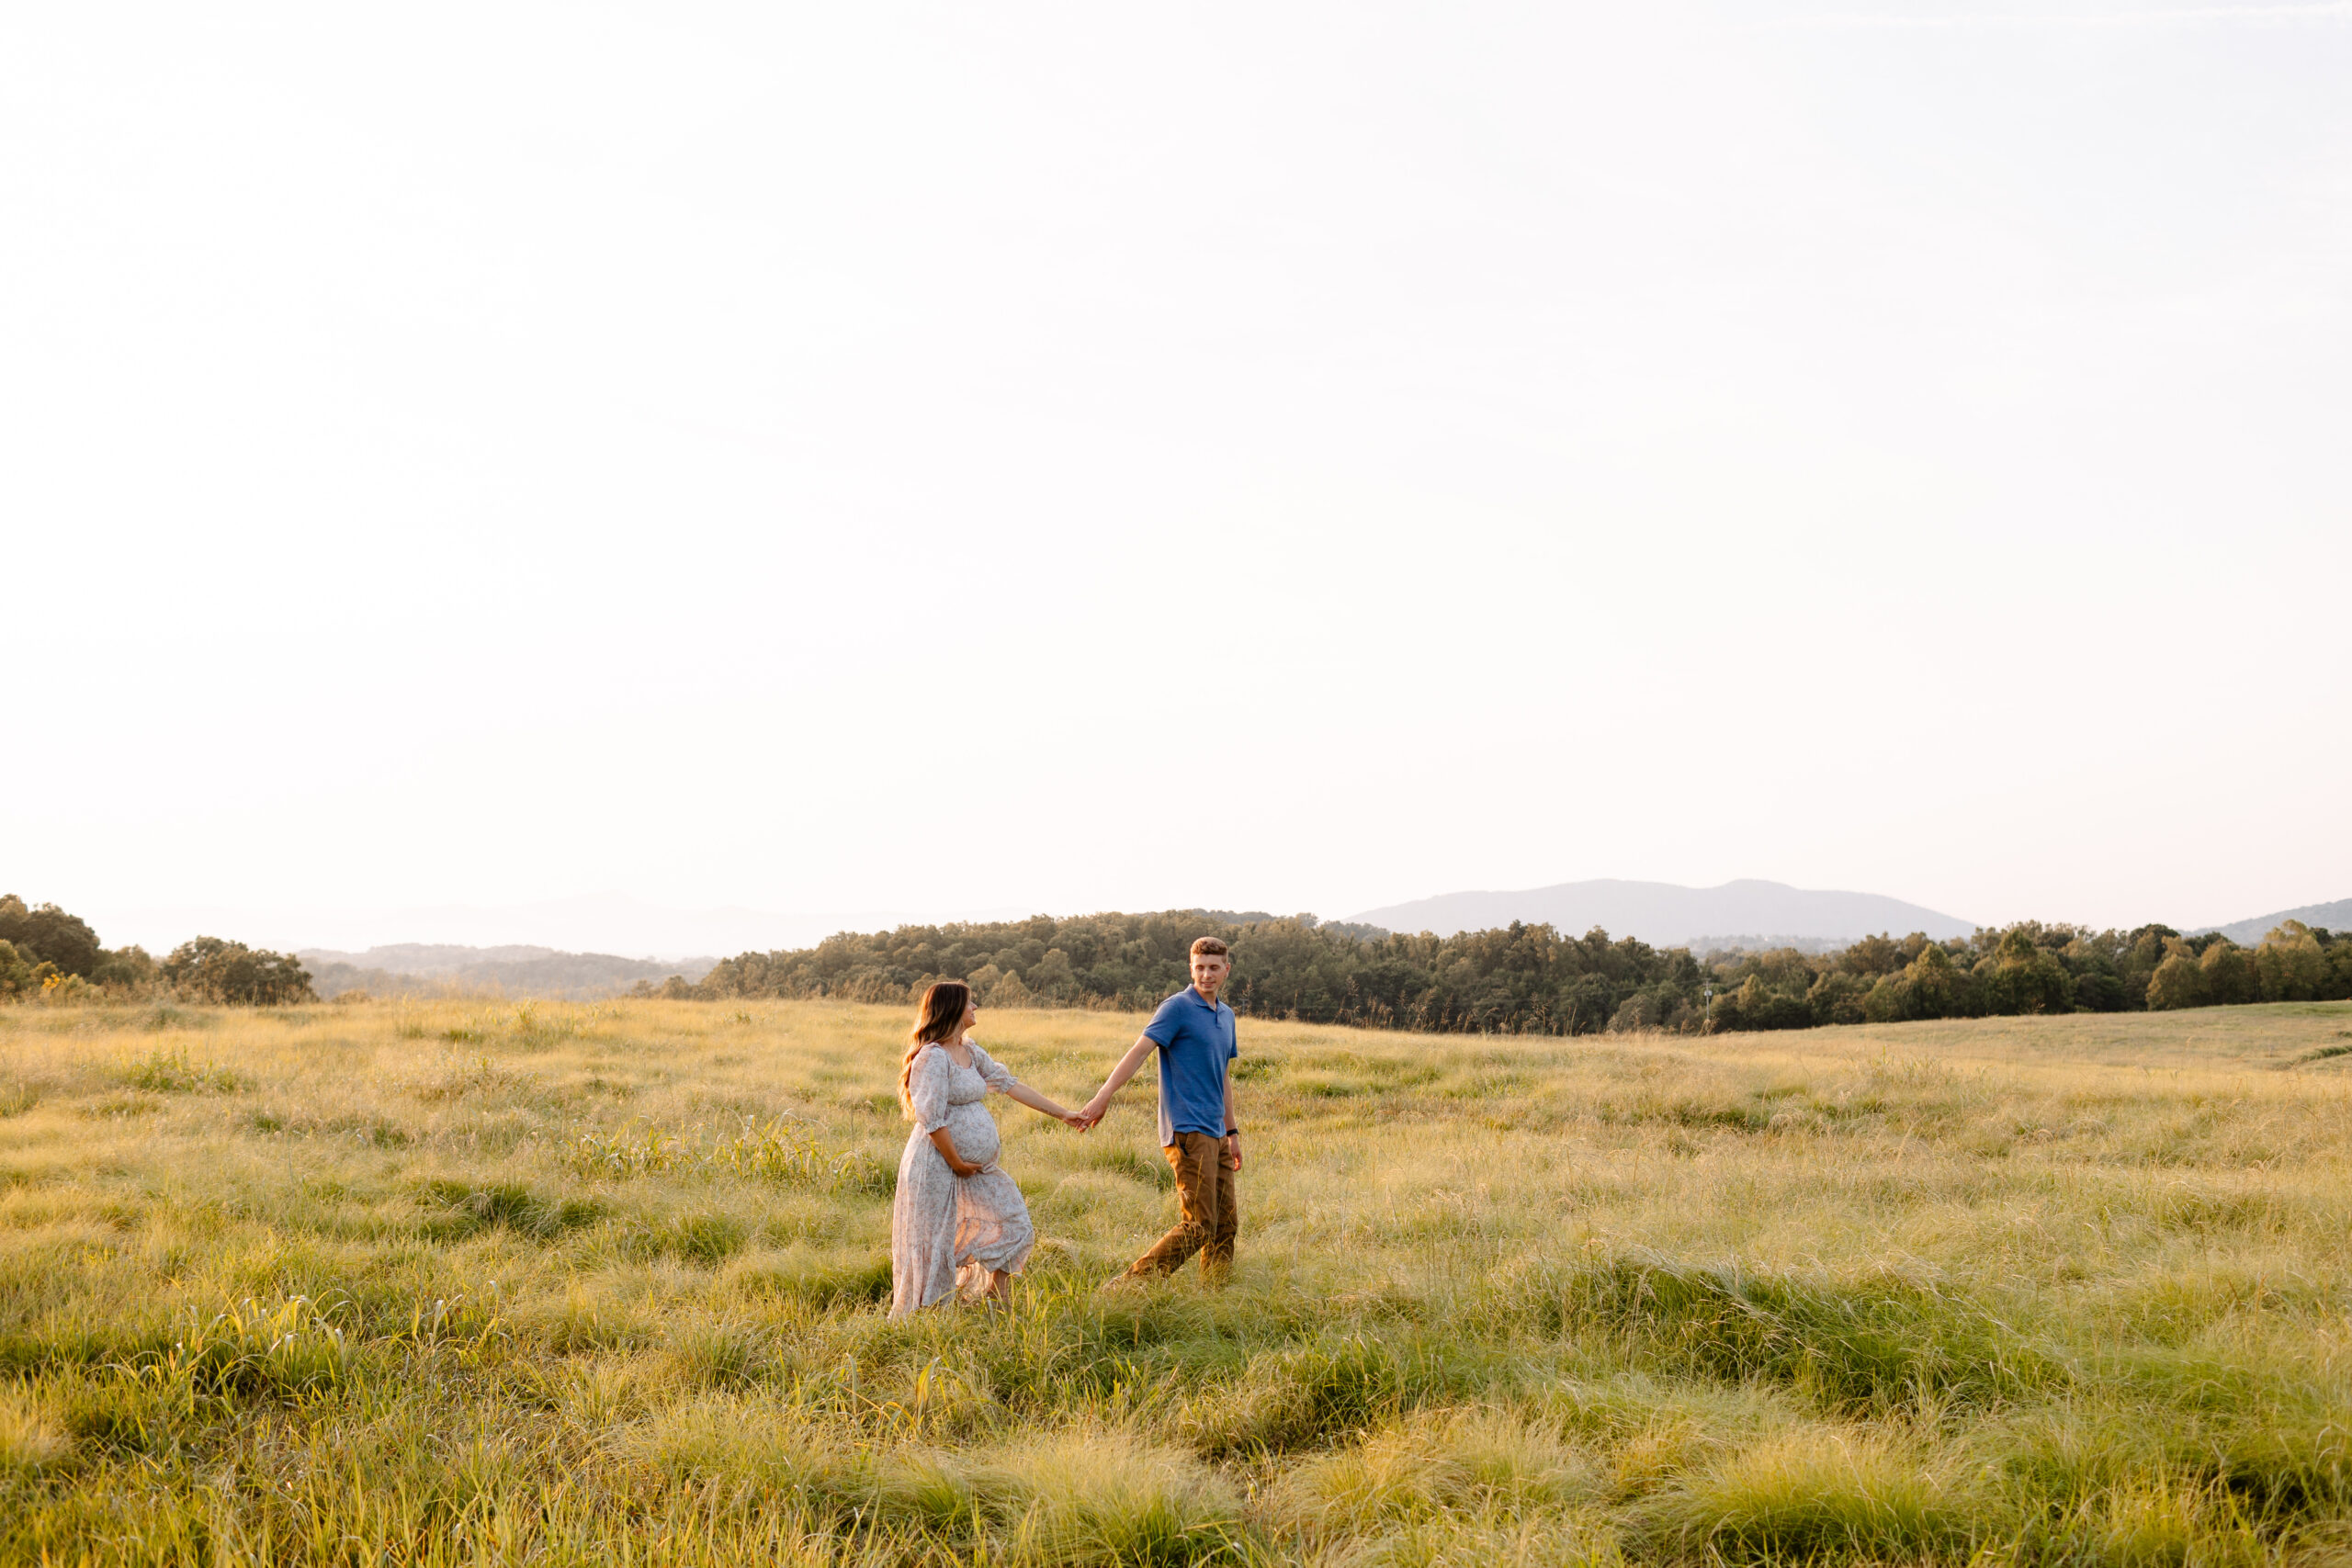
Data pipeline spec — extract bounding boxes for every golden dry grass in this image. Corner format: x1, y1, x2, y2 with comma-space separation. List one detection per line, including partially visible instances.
3, 994, 2352, 1564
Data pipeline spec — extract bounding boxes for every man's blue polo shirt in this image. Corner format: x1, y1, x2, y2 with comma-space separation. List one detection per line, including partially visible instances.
1143, 987, 1238, 1147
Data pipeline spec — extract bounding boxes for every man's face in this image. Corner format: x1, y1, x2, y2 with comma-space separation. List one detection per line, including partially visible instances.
1191, 952, 1230, 995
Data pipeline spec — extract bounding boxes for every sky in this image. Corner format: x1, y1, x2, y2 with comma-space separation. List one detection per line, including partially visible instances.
6, 2, 2348, 957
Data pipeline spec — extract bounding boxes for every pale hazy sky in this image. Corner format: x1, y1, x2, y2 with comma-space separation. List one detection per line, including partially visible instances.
6, 3, 2348, 956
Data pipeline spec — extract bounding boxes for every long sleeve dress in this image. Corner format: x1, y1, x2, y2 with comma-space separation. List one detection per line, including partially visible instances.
889, 1041, 1037, 1316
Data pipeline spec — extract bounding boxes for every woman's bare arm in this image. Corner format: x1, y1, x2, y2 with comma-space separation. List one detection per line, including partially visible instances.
1001, 1081, 1082, 1123
927, 1126, 983, 1177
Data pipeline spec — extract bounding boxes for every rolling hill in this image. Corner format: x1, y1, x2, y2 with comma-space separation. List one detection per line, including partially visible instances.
299, 944, 718, 1001
2196, 897, 2352, 946
1348, 878, 1973, 947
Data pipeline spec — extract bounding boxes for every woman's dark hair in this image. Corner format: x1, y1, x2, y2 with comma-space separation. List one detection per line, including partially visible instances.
900, 980, 973, 1117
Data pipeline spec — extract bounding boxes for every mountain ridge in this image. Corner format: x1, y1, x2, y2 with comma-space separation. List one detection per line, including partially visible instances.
299, 944, 718, 1001
2193, 898, 2352, 946
1348, 878, 1973, 946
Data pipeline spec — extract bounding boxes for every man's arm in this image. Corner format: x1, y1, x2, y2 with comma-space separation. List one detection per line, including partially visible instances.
1080, 1033, 1157, 1125
1222, 1068, 1242, 1171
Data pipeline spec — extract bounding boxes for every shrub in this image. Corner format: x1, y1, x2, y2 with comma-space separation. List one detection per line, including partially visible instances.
118, 1049, 239, 1093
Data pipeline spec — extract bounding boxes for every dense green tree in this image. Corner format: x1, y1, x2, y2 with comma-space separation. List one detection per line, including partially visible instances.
2071, 964, 2131, 1012
90, 945, 158, 991
2329, 933, 2352, 998
1860, 972, 1917, 1024
1907, 942, 1973, 1015
1805, 969, 1872, 1025
1839, 932, 1914, 977
2116, 926, 2175, 1004
2145, 947, 2206, 1011
0, 940, 36, 997
162, 937, 315, 1005
0, 894, 102, 977
1710, 974, 1813, 1032
1976, 928, 2075, 1015
2197, 940, 2258, 1006
2256, 922, 2329, 1002
1607, 984, 1696, 1032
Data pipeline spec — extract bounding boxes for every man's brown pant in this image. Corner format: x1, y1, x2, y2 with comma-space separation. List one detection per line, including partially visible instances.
1125, 1132, 1238, 1280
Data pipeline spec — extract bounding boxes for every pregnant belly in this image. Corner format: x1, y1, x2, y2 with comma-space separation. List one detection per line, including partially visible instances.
947, 1103, 1001, 1165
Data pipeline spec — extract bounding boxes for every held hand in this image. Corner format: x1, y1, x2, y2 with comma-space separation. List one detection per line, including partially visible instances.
1061, 1112, 1092, 1131
1080, 1094, 1110, 1126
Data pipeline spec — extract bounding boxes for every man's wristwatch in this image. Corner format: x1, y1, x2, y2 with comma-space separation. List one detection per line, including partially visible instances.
1225, 1128, 1239, 1137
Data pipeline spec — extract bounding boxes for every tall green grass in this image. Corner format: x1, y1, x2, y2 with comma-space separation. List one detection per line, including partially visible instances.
2, 994, 2351, 1563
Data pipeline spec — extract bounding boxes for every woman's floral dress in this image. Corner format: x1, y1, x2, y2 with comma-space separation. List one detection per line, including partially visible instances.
889, 1041, 1036, 1316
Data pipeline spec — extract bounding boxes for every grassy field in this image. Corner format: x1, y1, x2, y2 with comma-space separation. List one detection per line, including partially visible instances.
6, 997, 2352, 1566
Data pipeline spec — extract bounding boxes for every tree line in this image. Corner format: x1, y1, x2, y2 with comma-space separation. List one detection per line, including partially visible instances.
1703, 920, 2351, 1032
684, 909, 1707, 1033
10, 887, 2344, 1031
0, 895, 314, 1005
682, 908, 2352, 1036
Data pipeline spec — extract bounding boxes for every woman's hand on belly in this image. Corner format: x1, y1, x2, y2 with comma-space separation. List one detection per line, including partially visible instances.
952, 1113, 1001, 1167
926, 1124, 987, 1178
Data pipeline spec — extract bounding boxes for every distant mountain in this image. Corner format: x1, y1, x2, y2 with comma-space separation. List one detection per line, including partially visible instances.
2193, 898, 2352, 946
1348, 879, 1973, 947
1684, 935, 1855, 957
299, 944, 718, 1001
306, 943, 574, 976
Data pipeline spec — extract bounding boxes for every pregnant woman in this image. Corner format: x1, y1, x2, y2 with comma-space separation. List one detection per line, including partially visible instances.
889, 979, 1085, 1315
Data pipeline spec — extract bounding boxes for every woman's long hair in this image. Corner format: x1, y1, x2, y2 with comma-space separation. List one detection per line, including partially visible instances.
899, 980, 973, 1119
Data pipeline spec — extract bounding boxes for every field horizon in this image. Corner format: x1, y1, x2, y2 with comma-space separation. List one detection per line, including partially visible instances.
6, 994, 2352, 1564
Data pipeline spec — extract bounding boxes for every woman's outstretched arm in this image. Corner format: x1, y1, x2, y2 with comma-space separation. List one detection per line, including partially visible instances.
1001, 1080, 1084, 1124
971, 1044, 1087, 1128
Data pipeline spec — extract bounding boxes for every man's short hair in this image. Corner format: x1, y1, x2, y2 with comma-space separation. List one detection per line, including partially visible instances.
1190, 937, 1230, 960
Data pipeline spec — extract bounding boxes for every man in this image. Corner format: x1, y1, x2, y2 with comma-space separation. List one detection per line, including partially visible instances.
1080, 936, 1243, 1284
